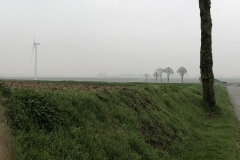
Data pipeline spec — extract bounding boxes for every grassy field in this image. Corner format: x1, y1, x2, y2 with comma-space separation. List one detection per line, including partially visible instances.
0, 81, 239, 159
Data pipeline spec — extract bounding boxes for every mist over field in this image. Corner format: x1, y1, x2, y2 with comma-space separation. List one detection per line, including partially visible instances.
1, 0, 240, 78
1, 1, 240, 159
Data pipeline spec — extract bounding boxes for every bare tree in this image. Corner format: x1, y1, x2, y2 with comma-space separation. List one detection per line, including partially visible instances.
164, 67, 174, 83
144, 73, 150, 82
156, 68, 165, 83
177, 67, 187, 83
199, 0, 216, 106
153, 72, 159, 83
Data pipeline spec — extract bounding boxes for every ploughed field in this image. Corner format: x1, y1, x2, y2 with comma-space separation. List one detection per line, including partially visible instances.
0, 80, 239, 160
3, 80, 129, 91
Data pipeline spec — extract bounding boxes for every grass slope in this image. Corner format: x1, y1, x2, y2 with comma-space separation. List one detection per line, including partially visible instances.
0, 82, 239, 159
0, 101, 13, 160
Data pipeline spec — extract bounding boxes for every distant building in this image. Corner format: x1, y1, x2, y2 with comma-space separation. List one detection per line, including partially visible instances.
97, 73, 107, 77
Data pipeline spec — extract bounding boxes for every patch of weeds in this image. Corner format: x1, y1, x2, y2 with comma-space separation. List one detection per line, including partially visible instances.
7, 89, 71, 131
0, 82, 11, 98
1, 82, 239, 160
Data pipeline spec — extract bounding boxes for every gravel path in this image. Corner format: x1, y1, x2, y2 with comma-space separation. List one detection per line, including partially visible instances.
227, 84, 240, 122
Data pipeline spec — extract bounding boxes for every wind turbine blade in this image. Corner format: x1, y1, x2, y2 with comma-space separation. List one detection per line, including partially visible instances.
30, 44, 35, 64
31, 32, 35, 64
34, 29, 35, 44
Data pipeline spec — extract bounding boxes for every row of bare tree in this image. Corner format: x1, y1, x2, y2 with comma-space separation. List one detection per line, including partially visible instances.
144, 67, 187, 83
145, 0, 215, 106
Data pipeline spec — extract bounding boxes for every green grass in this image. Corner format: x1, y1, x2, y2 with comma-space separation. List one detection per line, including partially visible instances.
0, 99, 14, 160
238, 84, 240, 87
0, 82, 239, 159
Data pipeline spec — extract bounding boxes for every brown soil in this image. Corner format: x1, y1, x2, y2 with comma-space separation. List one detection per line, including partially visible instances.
3, 81, 131, 91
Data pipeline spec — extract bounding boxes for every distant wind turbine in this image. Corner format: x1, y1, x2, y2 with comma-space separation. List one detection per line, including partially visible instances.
31, 37, 41, 80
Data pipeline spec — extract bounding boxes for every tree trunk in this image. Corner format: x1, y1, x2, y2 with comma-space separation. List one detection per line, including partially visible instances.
182, 76, 183, 83
199, 0, 216, 106
156, 77, 157, 83
161, 77, 162, 83
167, 76, 169, 83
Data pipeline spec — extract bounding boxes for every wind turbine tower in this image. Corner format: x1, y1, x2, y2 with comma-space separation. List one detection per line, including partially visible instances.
32, 38, 41, 80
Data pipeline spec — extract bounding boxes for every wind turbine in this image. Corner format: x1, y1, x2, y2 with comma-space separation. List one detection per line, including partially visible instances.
31, 37, 41, 80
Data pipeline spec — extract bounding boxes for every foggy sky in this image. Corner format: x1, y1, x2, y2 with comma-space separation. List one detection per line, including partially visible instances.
1, 0, 240, 77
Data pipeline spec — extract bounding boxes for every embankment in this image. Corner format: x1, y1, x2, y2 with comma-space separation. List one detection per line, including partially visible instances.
0, 81, 239, 159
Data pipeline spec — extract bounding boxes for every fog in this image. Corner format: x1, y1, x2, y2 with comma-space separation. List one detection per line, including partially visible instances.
0, 0, 240, 78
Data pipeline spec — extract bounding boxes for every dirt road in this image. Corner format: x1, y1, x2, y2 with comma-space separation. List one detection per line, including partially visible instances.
227, 84, 240, 122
